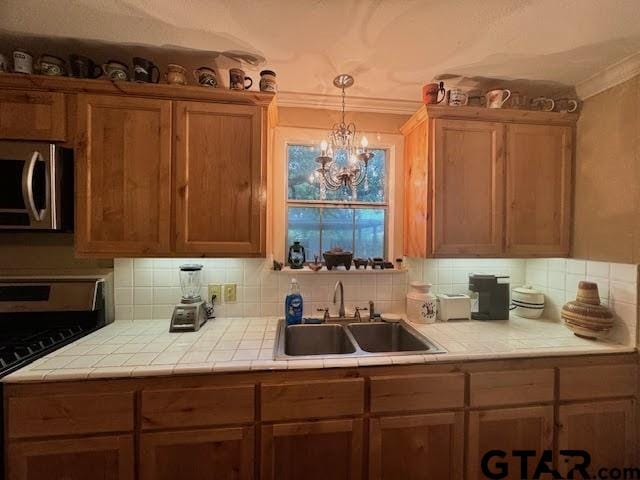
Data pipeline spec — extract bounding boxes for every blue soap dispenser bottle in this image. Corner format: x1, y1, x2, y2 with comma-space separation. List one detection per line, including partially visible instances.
285, 278, 303, 325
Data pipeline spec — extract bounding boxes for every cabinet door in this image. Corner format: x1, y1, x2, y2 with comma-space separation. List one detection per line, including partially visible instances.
432, 119, 505, 256
140, 427, 254, 480
505, 124, 572, 256
558, 400, 637, 476
369, 412, 464, 480
75, 94, 172, 255
261, 418, 363, 480
174, 101, 265, 256
467, 406, 553, 480
8, 434, 133, 480
0, 90, 66, 141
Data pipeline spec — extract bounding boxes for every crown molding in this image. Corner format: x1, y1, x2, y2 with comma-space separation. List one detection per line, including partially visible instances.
276, 91, 421, 115
576, 51, 640, 100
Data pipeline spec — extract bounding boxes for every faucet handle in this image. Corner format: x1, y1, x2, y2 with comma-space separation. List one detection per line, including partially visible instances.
316, 307, 330, 322
354, 306, 368, 322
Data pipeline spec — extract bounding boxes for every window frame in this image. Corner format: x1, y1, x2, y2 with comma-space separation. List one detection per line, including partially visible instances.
285, 142, 390, 259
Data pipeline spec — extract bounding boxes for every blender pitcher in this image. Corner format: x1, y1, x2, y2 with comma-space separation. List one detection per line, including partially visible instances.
179, 264, 203, 303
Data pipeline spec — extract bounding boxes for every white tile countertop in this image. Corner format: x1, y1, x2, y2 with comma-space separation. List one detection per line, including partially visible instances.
3, 316, 634, 383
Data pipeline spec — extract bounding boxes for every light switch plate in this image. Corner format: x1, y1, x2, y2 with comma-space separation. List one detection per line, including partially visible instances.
223, 283, 237, 303
208, 284, 222, 303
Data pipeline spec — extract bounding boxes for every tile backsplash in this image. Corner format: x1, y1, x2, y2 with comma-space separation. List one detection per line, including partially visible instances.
113, 258, 409, 321
114, 256, 638, 346
524, 258, 638, 345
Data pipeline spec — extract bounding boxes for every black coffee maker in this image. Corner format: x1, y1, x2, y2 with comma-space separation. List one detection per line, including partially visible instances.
468, 274, 510, 320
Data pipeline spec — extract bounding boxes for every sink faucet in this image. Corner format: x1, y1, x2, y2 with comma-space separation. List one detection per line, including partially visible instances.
333, 281, 345, 318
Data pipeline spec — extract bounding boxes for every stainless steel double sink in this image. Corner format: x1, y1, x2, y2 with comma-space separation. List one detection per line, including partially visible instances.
273, 319, 446, 360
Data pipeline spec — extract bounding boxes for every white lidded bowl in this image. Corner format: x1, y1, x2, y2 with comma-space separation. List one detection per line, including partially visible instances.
510, 285, 545, 319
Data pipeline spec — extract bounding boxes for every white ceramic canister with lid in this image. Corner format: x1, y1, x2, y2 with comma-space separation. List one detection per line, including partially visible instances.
406, 281, 437, 324
511, 285, 545, 319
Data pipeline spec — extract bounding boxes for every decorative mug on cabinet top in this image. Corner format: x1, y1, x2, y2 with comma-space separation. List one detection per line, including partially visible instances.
485, 89, 511, 108
447, 88, 468, 106
166, 64, 187, 85
193, 67, 218, 87
36, 55, 67, 76
555, 98, 579, 113
229, 68, 253, 90
102, 60, 129, 81
422, 81, 446, 104
530, 96, 555, 112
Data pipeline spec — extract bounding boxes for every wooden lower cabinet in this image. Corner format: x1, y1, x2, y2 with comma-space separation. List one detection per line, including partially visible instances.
558, 399, 637, 476
140, 427, 254, 480
369, 412, 464, 480
261, 419, 363, 480
8, 434, 134, 480
467, 406, 554, 480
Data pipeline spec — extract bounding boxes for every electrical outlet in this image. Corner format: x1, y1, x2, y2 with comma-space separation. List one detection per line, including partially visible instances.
208, 284, 222, 303
223, 283, 237, 303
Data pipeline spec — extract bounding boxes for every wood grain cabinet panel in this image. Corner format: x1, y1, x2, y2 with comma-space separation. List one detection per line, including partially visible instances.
469, 369, 554, 407
432, 119, 505, 257
8, 435, 134, 480
467, 406, 553, 480
7, 391, 134, 439
0, 89, 66, 141
141, 385, 255, 430
261, 419, 363, 480
140, 427, 254, 480
369, 412, 464, 480
558, 400, 637, 475
75, 94, 172, 255
370, 373, 464, 413
403, 119, 429, 257
174, 101, 266, 256
505, 124, 573, 256
261, 378, 364, 421
559, 364, 637, 401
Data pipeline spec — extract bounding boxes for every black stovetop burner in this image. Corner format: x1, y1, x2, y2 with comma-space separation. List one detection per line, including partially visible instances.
0, 320, 96, 377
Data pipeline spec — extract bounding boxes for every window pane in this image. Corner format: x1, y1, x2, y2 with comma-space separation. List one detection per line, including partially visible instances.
287, 207, 320, 261
354, 209, 385, 258
287, 144, 386, 203
322, 208, 354, 253
287, 145, 318, 201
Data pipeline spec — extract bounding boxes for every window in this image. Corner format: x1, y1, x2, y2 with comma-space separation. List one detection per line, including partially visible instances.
286, 143, 388, 261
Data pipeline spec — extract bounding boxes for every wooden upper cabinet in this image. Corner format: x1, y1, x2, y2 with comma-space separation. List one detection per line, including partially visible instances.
432, 119, 505, 256
401, 106, 576, 258
174, 101, 265, 256
505, 124, 572, 256
0, 89, 66, 141
75, 94, 172, 256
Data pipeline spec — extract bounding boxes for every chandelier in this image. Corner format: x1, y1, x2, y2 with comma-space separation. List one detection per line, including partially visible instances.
311, 74, 374, 200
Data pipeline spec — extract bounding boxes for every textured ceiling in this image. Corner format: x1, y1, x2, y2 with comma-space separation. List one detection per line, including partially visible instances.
1, 0, 640, 101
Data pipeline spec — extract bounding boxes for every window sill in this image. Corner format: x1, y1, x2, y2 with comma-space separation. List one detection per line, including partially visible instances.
274, 266, 407, 274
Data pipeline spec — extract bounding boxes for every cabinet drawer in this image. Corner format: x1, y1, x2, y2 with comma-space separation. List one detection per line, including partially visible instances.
559, 364, 637, 401
8, 392, 134, 439
141, 385, 255, 430
370, 373, 465, 413
470, 369, 554, 407
261, 378, 364, 421
0, 89, 66, 140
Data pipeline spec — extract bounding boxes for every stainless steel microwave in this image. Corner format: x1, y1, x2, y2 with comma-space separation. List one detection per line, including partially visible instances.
0, 141, 73, 230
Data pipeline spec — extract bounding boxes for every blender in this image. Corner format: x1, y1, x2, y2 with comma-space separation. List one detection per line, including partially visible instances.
169, 264, 213, 332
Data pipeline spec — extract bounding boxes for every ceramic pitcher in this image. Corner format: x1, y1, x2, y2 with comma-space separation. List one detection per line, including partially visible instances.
485, 89, 511, 108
